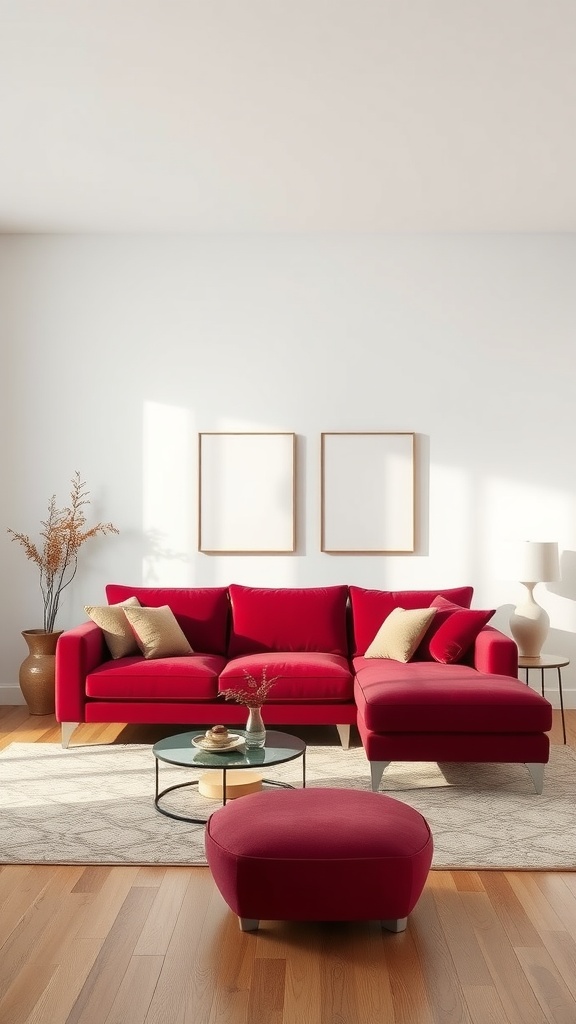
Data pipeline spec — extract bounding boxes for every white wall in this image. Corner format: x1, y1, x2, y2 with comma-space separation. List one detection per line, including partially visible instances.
2, 234, 576, 706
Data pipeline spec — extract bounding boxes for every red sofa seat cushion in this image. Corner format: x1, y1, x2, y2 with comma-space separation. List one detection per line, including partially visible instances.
86, 653, 225, 701
228, 584, 349, 657
219, 652, 354, 702
105, 585, 230, 656
349, 586, 474, 657
353, 658, 552, 734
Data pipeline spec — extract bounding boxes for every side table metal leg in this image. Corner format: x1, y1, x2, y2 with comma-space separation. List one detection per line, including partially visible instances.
540, 668, 545, 698
558, 667, 566, 744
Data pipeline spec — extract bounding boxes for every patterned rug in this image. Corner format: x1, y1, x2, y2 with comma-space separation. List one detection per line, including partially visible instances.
0, 740, 574, 869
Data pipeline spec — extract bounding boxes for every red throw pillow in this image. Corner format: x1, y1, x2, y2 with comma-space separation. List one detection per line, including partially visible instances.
428, 595, 495, 664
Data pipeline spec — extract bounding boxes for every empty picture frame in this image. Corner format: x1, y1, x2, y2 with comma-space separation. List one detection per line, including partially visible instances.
321, 432, 415, 553
199, 432, 296, 553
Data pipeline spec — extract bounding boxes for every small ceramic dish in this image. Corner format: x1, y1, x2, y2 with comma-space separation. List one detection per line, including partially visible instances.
191, 733, 245, 753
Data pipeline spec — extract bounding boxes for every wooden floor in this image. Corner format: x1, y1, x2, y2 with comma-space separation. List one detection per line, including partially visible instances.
0, 708, 575, 1024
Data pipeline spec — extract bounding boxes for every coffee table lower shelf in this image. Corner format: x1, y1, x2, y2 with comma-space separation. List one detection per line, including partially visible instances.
155, 774, 300, 824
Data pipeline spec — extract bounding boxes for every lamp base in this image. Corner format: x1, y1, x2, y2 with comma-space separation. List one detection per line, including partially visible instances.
509, 583, 550, 658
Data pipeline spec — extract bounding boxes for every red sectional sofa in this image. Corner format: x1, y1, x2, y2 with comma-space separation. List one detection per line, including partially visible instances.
55, 583, 553, 792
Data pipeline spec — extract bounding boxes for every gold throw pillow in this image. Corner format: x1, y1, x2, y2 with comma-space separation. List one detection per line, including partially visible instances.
364, 606, 437, 663
123, 604, 194, 659
85, 596, 141, 659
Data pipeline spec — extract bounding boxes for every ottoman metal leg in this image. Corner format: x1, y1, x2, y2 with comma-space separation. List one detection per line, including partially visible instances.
240, 918, 259, 932
381, 917, 408, 933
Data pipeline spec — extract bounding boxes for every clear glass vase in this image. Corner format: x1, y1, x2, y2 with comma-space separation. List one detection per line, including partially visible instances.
245, 706, 266, 748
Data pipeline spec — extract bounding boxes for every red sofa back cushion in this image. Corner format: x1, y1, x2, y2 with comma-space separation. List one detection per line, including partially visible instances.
228, 584, 349, 656
349, 585, 474, 657
105, 585, 230, 656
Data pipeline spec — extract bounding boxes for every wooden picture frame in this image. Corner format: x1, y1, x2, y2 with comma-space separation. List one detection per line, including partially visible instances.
198, 432, 296, 553
321, 432, 415, 553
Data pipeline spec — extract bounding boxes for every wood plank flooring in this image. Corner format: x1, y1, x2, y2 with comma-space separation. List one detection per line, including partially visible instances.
0, 707, 574, 1024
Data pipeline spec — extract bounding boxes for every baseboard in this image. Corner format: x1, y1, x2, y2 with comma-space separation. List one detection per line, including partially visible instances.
0, 686, 26, 705
527, 683, 576, 709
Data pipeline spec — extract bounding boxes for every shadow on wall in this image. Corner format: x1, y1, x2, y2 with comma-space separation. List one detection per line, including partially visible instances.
552, 550, 576, 601
548, 551, 576, 676
490, 603, 514, 635
501, 550, 576, 705
500, 550, 576, 636
143, 528, 190, 585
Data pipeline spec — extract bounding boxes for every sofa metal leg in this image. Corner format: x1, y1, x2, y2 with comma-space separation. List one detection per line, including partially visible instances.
336, 724, 350, 750
61, 722, 79, 749
370, 761, 390, 792
239, 918, 259, 932
381, 917, 407, 933
526, 762, 545, 794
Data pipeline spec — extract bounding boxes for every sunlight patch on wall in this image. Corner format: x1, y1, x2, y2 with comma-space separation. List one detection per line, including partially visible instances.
485, 478, 570, 548
482, 476, 573, 618
142, 400, 193, 585
424, 464, 473, 586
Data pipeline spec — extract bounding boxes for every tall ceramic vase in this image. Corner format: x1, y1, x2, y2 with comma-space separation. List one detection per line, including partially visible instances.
19, 629, 63, 715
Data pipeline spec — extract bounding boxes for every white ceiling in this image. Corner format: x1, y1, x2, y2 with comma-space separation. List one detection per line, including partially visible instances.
2, 1, 576, 233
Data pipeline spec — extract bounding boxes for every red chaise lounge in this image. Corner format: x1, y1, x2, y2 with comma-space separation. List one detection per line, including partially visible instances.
349, 586, 553, 794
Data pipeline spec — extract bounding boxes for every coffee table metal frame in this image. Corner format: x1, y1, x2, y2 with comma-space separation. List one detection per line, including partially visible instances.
153, 729, 306, 824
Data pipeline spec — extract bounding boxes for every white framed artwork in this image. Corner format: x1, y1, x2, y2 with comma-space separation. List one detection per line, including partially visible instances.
321, 432, 415, 553
198, 432, 296, 553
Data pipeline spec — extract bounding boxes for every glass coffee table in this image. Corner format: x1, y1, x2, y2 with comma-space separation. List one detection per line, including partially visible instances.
153, 729, 306, 824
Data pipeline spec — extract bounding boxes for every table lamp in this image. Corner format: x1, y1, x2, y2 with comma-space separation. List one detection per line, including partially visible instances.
509, 541, 560, 658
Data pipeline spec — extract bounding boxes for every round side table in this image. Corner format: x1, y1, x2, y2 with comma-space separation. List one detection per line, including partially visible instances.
518, 655, 569, 744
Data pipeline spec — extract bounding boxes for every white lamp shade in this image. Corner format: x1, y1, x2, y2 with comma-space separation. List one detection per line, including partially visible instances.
508, 541, 560, 584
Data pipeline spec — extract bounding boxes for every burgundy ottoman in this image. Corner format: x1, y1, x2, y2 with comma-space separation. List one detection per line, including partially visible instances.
204, 787, 433, 933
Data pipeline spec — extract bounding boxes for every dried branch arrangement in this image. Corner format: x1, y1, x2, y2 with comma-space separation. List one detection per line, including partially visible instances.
220, 667, 279, 708
7, 471, 119, 632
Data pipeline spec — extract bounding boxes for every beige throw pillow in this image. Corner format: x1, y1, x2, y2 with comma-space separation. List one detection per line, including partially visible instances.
123, 605, 193, 659
364, 606, 437, 663
85, 596, 141, 659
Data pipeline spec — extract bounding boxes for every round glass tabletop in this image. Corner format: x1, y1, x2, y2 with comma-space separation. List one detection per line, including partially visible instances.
153, 729, 306, 770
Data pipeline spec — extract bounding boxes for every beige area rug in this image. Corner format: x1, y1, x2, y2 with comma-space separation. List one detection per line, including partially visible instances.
0, 740, 574, 870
